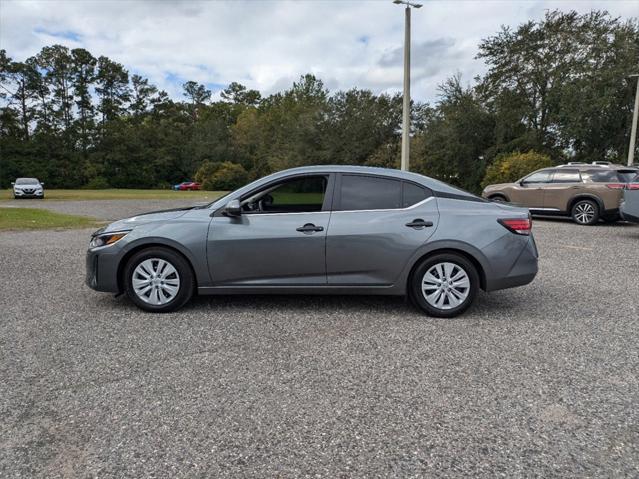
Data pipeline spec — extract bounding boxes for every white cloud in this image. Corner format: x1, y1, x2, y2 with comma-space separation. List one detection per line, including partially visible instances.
1, 0, 637, 103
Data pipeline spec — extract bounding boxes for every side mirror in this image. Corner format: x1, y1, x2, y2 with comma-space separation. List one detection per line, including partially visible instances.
223, 199, 242, 217
40, 182, 45, 185
11, 182, 15, 186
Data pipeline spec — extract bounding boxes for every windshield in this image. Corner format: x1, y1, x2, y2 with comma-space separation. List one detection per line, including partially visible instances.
15, 178, 39, 185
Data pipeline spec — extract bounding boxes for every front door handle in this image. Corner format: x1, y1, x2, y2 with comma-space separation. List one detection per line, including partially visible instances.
296, 223, 324, 234
405, 219, 434, 229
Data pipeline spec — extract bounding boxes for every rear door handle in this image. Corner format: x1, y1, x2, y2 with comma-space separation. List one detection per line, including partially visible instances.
405, 219, 434, 229
296, 223, 324, 233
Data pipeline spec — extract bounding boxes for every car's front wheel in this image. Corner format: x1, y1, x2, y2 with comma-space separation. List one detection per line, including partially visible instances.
571, 199, 599, 225
410, 253, 479, 318
123, 247, 195, 312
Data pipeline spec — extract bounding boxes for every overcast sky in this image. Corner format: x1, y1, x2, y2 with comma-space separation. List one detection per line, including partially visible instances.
1, 0, 637, 103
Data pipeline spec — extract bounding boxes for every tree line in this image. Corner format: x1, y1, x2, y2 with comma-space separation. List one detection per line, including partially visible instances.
1, 10, 637, 193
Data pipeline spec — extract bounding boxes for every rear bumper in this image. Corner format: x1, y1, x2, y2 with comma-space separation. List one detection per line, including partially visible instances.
485, 235, 538, 292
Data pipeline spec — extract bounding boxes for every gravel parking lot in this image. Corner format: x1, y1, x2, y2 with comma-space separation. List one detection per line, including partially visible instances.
1, 201, 638, 477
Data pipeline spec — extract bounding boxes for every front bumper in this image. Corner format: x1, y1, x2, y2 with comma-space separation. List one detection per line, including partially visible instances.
620, 201, 639, 223
14, 189, 43, 198
86, 247, 123, 293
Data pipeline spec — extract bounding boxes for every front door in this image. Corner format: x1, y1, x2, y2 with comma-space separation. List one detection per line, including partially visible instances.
326, 174, 439, 285
207, 175, 332, 285
508, 170, 552, 208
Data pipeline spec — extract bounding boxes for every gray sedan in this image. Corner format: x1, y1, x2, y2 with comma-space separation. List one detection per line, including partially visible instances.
86, 166, 538, 317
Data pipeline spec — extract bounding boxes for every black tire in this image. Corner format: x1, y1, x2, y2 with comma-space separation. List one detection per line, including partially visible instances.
410, 253, 479, 318
489, 194, 508, 203
571, 199, 600, 225
123, 247, 195, 313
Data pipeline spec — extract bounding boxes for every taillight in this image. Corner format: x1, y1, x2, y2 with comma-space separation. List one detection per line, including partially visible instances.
626, 183, 639, 190
498, 218, 532, 235
606, 183, 626, 189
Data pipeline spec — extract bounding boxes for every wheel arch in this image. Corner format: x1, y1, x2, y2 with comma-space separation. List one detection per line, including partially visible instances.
406, 246, 488, 298
488, 192, 510, 202
567, 194, 604, 213
117, 241, 198, 293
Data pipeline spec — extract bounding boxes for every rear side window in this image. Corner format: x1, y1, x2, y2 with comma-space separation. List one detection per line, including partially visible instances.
581, 169, 620, 182
339, 175, 401, 211
617, 170, 639, 182
402, 182, 431, 207
551, 169, 581, 183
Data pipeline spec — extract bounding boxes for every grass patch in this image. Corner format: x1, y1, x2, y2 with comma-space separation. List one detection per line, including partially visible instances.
1, 189, 227, 201
0, 207, 101, 231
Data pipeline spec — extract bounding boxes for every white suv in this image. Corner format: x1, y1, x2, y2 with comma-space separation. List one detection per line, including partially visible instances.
12, 178, 45, 199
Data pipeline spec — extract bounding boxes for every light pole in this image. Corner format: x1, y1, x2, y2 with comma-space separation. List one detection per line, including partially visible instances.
628, 74, 639, 167
393, 0, 422, 171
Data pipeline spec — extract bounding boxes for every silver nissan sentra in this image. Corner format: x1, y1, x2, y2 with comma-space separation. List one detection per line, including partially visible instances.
86, 166, 538, 317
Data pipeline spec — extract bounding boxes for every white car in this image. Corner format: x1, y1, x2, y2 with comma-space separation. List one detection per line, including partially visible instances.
12, 178, 45, 199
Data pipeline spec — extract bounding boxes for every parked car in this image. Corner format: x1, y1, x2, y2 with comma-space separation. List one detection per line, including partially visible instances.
620, 175, 639, 223
173, 181, 201, 191
11, 178, 45, 199
482, 163, 639, 225
86, 166, 538, 317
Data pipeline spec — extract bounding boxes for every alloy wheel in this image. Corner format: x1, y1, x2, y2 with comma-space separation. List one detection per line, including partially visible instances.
421, 262, 470, 310
574, 202, 596, 224
132, 258, 181, 305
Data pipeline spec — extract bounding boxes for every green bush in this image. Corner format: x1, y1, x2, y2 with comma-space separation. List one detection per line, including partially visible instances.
84, 176, 110, 189
195, 161, 248, 191
481, 151, 553, 188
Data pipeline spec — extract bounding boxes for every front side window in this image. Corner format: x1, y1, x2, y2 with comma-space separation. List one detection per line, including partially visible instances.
339, 175, 402, 211
551, 169, 581, 183
242, 176, 328, 214
522, 171, 551, 184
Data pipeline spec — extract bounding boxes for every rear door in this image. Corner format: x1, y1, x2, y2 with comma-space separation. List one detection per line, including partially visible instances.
508, 170, 551, 208
326, 174, 438, 286
543, 169, 583, 210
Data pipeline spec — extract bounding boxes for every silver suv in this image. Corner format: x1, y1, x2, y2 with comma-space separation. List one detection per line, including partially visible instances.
12, 178, 45, 199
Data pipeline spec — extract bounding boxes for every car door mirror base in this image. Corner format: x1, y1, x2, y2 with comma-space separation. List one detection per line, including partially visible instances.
222, 199, 242, 217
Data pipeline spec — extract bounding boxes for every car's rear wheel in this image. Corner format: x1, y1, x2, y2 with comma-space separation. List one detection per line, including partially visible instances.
571, 200, 599, 225
410, 253, 479, 318
124, 247, 195, 313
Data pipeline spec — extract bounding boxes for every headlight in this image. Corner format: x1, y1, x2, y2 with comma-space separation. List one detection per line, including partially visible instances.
90, 230, 130, 248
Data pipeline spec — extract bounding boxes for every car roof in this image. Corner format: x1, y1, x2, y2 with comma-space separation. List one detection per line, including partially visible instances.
552, 164, 638, 171
264, 165, 466, 194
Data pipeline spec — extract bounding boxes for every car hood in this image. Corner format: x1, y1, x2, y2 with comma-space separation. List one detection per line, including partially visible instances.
101, 206, 202, 232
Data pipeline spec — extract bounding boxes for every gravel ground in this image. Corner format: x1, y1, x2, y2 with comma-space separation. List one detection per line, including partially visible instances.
1, 210, 638, 477
0, 198, 209, 221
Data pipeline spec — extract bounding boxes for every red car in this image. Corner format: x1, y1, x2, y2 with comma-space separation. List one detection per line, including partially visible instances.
174, 181, 202, 191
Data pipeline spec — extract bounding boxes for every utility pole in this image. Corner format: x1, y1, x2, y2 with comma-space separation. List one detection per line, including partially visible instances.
393, 0, 422, 171
628, 74, 639, 167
